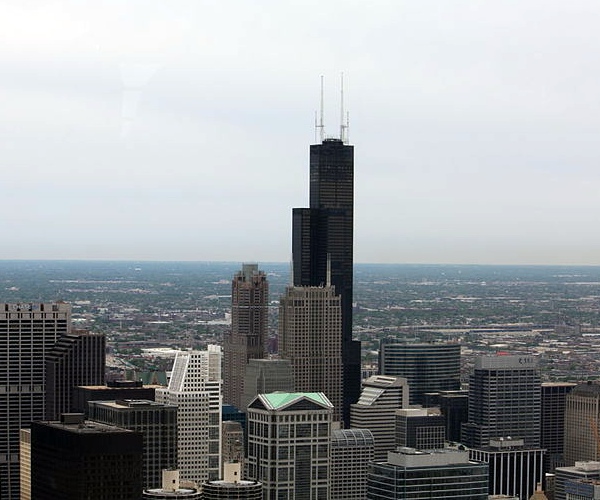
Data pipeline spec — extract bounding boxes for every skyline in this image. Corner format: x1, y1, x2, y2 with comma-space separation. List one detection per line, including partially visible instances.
2, 1, 600, 265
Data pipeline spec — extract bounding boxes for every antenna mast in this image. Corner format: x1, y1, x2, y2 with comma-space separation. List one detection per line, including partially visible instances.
319, 75, 325, 142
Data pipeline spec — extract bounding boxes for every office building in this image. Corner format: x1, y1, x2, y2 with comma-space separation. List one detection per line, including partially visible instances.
202, 463, 262, 500
88, 399, 178, 489
156, 346, 222, 484
350, 375, 409, 461
223, 264, 268, 410
462, 355, 541, 449
554, 462, 600, 500
366, 447, 489, 500
30, 413, 143, 500
142, 470, 201, 499
73, 380, 159, 414
564, 478, 600, 500
423, 390, 469, 442
45, 329, 105, 420
246, 392, 333, 499
331, 428, 375, 500
542, 382, 576, 471
279, 284, 343, 421
242, 358, 294, 409
469, 438, 545, 500
292, 136, 361, 425
0, 302, 71, 499
396, 408, 446, 450
564, 382, 600, 466
222, 420, 244, 470
379, 339, 461, 405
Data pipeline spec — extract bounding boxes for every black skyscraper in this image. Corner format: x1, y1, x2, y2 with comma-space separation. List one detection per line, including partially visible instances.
292, 137, 360, 425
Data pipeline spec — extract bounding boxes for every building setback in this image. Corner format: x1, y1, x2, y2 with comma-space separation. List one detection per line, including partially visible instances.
73, 380, 159, 415
291, 137, 361, 425
223, 264, 268, 410
30, 414, 143, 500
0, 302, 71, 500
246, 392, 333, 499
88, 399, 178, 489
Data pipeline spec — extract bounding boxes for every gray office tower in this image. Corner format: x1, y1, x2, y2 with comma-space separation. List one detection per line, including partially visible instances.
223, 264, 268, 410
292, 137, 360, 425
395, 408, 446, 450
331, 429, 375, 500
45, 329, 105, 420
462, 355, 541, 449
379, 339, 461, 405
0, 302, 71, 499
242, 358, 294, 409
88, 399, 178, 489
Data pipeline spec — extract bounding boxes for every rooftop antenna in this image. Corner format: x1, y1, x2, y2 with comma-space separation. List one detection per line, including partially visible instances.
340, 72, 349, 144
318, 75, 325, 142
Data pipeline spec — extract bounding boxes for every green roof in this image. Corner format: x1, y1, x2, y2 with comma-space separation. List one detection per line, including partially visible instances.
261, 392, 331, 410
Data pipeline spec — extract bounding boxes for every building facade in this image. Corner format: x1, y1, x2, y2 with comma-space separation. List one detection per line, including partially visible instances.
462, 355, 541, 449
0, 302, 71, 499
564, 382, 600, 466
331, 428, 375, 500
554, 462, 600, 500
542, 382, 577, 471
45, 329, 105, 420
223, 264, 268, 410
350, 375, 409, 461
246, 392, 333, 499
379, 339, 461, 405
88, 399, 178, 489
366, 448, 489, 500
291, 137, 361, 425
156, 346, 222, 484
30, 414, 143, 500
395, 408, 446, 450
202, 463, 262, 500
279, 285, 343, 422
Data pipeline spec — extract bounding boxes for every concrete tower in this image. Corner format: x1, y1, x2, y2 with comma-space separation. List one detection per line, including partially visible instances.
156, 346, 222, 484
279, 285, 343, 422
223, 264, 268, 410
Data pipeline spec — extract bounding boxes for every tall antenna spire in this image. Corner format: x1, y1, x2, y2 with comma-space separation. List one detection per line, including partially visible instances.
340, 72, 349, 144
319, 75, 325, 142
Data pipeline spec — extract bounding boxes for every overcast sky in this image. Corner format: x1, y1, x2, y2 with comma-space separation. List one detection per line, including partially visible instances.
2, 1, 600, 265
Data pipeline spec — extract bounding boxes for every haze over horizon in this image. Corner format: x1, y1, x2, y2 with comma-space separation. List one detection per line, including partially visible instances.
2, 1, 600, 266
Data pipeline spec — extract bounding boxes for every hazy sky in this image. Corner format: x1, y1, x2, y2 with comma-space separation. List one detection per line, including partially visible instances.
2, 1, 600, 265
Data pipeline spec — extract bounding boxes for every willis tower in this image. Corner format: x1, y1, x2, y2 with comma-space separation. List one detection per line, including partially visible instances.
291, 95, 360, 425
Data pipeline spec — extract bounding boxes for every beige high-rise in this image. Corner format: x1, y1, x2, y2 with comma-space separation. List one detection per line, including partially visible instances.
279, 285, 343, 423
564, 382, 600, 465
223, 264, 268, 410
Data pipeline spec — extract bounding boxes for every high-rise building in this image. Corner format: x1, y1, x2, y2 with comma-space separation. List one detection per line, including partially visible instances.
379, 339, 461, 405
461, 355, 541, 449
156, 346, 222, 484
73, 380, 159, 415
395, 408, 446, 450
541, 382, 576, 471
564, 382, 600, 466
88, 399, 178, 489
45, 329, 105, 420
423, 390, 469, 443
246, 392, 333, 499
0, 302, 71, 499
469, 437, 545, 500
242, 358, 294, 409
350, 375, 409, 461
366, 447, 489, 500
30, 413, 143, 500
331, 428, 375, 500
292, 136, 361, 425
223, 264, 268, 410
222, 421, 244, 471
279, 285, 343, 421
